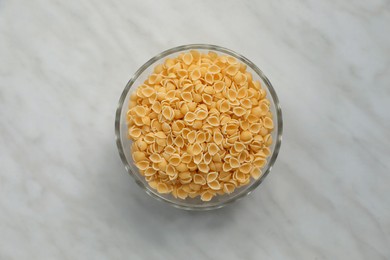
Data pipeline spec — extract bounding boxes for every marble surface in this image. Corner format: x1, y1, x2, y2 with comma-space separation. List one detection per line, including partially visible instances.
1, 0, 389, 259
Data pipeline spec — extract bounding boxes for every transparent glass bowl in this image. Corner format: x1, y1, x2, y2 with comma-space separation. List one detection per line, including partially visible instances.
115, 44, 283, 210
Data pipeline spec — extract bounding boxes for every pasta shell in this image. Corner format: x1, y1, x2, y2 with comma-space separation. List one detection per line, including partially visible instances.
193, 174, 206, 185
181, 92, 193, 102
202, 94, 213, 105
136, 160, 150, 171
229, 158, 240, 168
206, 116, 220, 126
184, 112, 197, 122
181, 153, 192, 164
208, 143, 219, 156
149, 153, 162, 163
263, 117, 274, 129
170, 154, 181, 166
157, 183, 170, 194
207, 172, 219, 183
208, 180, 221, 190
182, 52, 194, 65
203, 152, 212, 164
214, 81, 225, 93
132, 106, 147, 117
253, 157, 266, 168
233, 107, 246, 117
227, 89, 237, 101
223, 183, 235, 194
195, 109, 208, 120
251, 168, 262, 179
187, 130, 197, 144
190, 68, 201, 80
198, 163, 210, 173
201, 191, 214, 202
225, 65, 239, 76
239, 163, 252, 174
162, 106, 174, 121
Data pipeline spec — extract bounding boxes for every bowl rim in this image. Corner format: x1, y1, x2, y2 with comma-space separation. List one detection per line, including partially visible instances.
115, 44, 283, 210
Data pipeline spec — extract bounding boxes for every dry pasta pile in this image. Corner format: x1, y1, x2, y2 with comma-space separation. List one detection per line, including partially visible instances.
127, 50, 274, 201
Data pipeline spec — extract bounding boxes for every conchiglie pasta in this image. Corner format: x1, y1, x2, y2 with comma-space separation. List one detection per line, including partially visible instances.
127, 50, 275, 201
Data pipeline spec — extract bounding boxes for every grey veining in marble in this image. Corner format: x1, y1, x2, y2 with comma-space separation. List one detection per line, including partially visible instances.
1, 0, 389, 259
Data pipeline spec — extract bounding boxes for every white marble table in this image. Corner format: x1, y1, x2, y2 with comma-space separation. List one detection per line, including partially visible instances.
1, 0, 389, 259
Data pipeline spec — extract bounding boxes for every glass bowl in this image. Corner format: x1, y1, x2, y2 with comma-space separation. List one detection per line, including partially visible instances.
115, 44, 283, 210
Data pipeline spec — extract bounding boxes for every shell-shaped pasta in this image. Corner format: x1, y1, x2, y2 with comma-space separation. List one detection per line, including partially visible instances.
202, 94, 213, 105
263, 117, 274, 129
253, 157, 266, 168
225, 65, 239, 76
240, 98, 252, 109
204, 73, 214, 85
214, 81, 225, 93
164, 145, 175, 154
201, 190, 214, 201
193, 174, 206, 185
187, 161, 197, 171
149, 153, 162, 163
195, 109, 208, 120
162, 106, 174, 121
176, 187, 188, 199
189, 183, 201, 191
176, 163, 189, 173
233, 107, 246, 117
222, 162, 232, 172
181, 128, 190, 138
192, 143, 203, 155
207, 172, 219, 183
196, 131, 206, 143
237, 87, 248, 99
212, 153, 222, 163
229, 157, 240, 168
193, 153, 203, 164
181, 92, 193, 102
208, 65, 220, 74
219, 171, 231, 182
208, 143, 219, 156
181, 153, 192, 164
128, 127, 141, 139
239, 163, 252, 174
249, 123, 261, 134
157, 183, 170, 194
198, 163, 210, 173
223, 183, 235, 194
136, 160, 150, 171
141, 86, 155, 98
174, 135, 184, 148
227, 89, 237, 101
187, 130, 196, 144
264, 134, 272, 146
250, 168, 262, 179
170, 154, 181, 166
213, 132, 223, 145
208, 180, 221, 190
144, 167, 156, 177
176, 69, 188, 78
219, 100, 230, 113
239, 130, 253, 142
155, 131, 167, 139
148, 181, 158, 189
204, 85, 215, 95
206, 115, 220, 126
234, 142, 245, 153
182, 52, 193, 65
203, 152, 212, 164
190, 68, 201, 80
132, 151, 146, 162
184, 112, 196, 122
132, 106, 147, 117
172, 121, 185, 133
